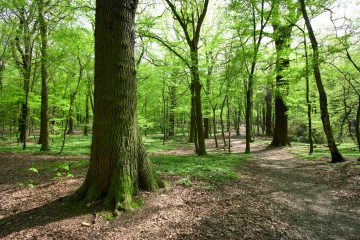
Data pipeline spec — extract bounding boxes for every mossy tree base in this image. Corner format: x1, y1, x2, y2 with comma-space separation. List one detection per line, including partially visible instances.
76, 135, 164, 212
330, 151, 345, 163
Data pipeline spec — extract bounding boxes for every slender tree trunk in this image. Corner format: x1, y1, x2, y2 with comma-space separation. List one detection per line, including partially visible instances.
235, 105, 241, 136
256, 103, 260, 135
18, 103, 28, 144
244, 0, 271, 153
339, 85, 352, 141
265, 87, 272, 136
245, 73, 254, 154
164, 0, 208, 155
300, 0, 344, 163
37, 0, 49, 151
212, 107, 218, 148
60, 60, 83, 153
0, 61, 5, 95
220, 96, 227, 147
84, 93, 90, 136
304, 35, 313, 154
227, 98, 231, 152
1, 120, 4, 138
162, 79, 167, 144
77, 0, 163, 211
168, 85, 176, 137
190, 49, 206, 155
13, 9, 34, 150
189, 95, 195, 143
20, 64, 31, 150
204, 118, 209, 139
356, 95, 360, 151
67, 115, 74, 135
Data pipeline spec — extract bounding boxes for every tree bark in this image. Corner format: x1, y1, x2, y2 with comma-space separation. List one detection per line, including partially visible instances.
300, 0, 344, 163
77, 0, 163, 210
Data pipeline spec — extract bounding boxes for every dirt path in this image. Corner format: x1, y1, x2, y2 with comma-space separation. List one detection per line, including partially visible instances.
186, 147, 360, 240
0, 140, 359, 239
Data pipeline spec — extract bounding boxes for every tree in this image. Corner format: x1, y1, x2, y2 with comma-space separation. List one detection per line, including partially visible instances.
270, 0, 300, 147
37, 0, 50, 151
232, 0, 274, 153
299, 0, 344, 163
77, 0, 163, 211
143, 0, 209, 156
328, 11, 360, 151
9, 1, 38, 149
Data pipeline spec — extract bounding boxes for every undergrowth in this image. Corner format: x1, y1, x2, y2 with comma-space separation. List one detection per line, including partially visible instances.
2, 132, 249, 187
291, 142, 359, 160
152, 153, 249, 181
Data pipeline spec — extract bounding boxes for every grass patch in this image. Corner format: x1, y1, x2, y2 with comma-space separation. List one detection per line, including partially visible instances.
291, 142, 359, 160
1, 132, 250, 185
0, 133, 189, 156
143, 135, 190, 154
151, 153, 249, 181
0, 134, 91, 156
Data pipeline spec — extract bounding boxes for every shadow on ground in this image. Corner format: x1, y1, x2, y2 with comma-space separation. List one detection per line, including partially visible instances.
0, 196, 98, 238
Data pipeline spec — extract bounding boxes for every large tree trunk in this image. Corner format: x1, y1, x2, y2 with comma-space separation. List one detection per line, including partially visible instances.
77, 0, 163, 210
38, 0, 49, 151
300, 0, 344, 163
271, 24, 291, 147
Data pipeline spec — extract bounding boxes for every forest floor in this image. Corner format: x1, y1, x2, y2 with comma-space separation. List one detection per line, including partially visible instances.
0, 134, 360, 239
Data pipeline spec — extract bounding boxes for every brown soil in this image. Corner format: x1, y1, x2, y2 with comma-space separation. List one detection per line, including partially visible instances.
0, 135, 359, 239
